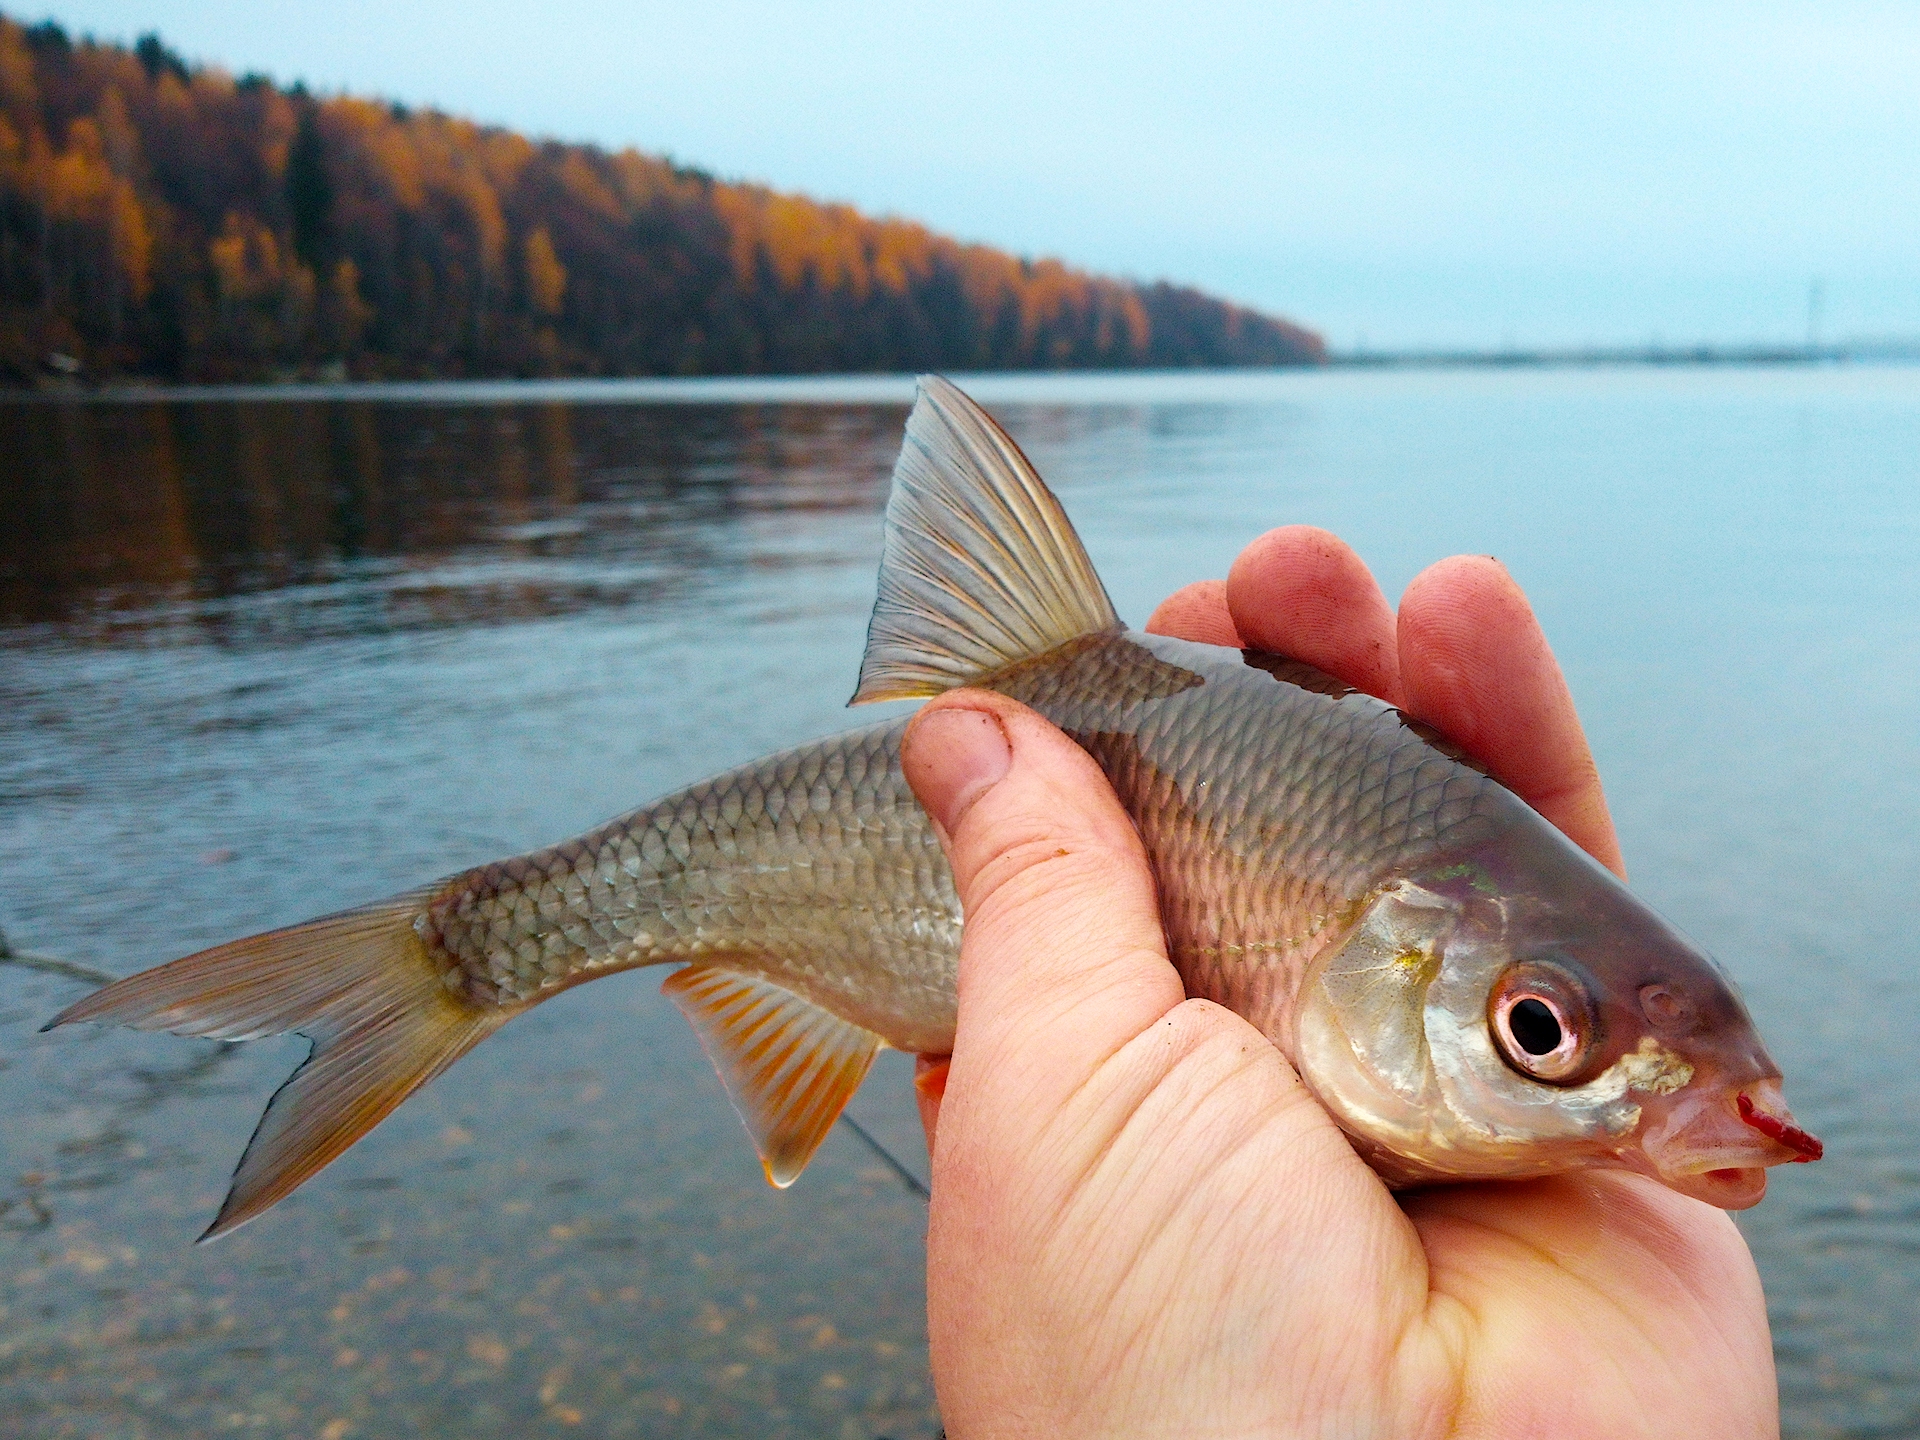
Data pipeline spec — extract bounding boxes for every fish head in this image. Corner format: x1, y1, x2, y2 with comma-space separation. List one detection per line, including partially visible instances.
1292, 820, 1819, 1210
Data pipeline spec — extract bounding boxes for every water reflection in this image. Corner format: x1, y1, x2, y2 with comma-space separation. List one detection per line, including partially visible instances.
0, 400, 916, 642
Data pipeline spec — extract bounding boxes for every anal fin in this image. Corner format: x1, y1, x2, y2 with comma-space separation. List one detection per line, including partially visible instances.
663, 966, 883, 1187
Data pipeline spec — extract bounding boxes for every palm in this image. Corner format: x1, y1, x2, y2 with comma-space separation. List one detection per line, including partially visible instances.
907, 526, 1776, 1437
1403, 1174, 1771, 1434
928, 983, 1770, 1435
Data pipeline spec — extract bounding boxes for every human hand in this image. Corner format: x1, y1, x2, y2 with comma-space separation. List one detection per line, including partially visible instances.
899, 527, 1776, 1438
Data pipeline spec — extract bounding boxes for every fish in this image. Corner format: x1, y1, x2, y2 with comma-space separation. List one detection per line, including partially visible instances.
46, 376, 1822, 1241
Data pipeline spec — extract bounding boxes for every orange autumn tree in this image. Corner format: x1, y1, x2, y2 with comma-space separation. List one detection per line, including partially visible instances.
0, 18, 1324, 383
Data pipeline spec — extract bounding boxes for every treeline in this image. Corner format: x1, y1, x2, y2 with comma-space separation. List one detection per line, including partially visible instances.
0, 19, 1324, 385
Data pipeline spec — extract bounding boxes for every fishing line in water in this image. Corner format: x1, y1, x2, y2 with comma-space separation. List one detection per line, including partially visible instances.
0, 928, 116, 986
2, 927, 936, 1204
836, 1112, 932, 1201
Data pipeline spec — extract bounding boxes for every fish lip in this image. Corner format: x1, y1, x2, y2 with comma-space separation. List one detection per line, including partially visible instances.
1658, 1145, 1785, 1178
1660, 1164, 1769, 1210
1633, 1136, 1781, 1213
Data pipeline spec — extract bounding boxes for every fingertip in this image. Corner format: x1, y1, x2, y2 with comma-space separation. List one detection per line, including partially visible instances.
1398, 557, 1626, 877
1226, 526, 1403, 702
1395, 555, 1555, 734
901, 703, 1011, 837
914, 1054, 950, 1155
1398, 555, 1532, 654
1146, 579, 1243, 648
1395, 556, 1543, 713
903, 690, 1150, 895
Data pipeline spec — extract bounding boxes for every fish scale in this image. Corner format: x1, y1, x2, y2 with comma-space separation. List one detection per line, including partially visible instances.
425, 718, 961, 1040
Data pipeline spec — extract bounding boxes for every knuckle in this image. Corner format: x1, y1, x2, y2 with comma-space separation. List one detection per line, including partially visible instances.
972, 843, 1117, 926
1155, 999, 1267, 1070
959, 812, 1137, 917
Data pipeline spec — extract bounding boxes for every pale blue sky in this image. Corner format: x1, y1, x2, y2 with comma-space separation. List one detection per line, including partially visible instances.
28, 1, 1920, 351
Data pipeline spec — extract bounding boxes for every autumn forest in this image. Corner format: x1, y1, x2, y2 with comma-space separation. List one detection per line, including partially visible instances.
0, 19, 1325, 385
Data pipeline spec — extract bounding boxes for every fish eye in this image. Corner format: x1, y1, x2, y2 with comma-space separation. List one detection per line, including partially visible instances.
1489, 965, 1594, 1083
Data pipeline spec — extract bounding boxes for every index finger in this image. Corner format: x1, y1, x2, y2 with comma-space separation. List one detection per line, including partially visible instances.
1397, 556, 1625, 877
1146, 526, 1403, 703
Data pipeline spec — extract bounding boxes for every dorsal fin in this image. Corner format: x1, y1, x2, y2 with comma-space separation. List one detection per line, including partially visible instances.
851, 376, 1122, 704
662, 965, 883, 1186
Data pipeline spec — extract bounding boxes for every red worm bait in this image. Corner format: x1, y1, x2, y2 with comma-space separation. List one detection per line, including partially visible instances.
1738, 1093, 1824, 1162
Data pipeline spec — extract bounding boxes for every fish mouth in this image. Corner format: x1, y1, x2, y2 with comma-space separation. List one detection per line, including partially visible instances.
1634, 1077, 1821, 1211
1660, 1163, 1770, 1209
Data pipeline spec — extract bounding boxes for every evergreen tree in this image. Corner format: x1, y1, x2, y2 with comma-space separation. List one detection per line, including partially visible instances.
286, 106, 333, 273
133, 32, 187, 84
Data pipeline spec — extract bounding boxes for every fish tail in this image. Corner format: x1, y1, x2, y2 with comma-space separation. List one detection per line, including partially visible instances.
45, 890, 510, 1241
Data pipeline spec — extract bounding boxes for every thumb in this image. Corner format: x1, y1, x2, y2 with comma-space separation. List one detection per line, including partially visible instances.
900, 691, 1186, 1152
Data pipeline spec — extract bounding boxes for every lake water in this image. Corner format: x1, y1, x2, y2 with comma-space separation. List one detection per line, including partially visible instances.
1, 366, 1916, 1438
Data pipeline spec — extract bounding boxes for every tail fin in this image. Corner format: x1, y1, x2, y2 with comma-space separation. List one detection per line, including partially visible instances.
851, 375, 1121, 704
45, 892, 509, 1241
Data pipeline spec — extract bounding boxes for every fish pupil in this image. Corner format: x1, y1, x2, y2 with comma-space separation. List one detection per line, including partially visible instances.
1509, 997, 1563, 1056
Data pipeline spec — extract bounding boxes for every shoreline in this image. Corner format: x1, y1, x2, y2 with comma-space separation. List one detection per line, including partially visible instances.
3, 348, 1918, 406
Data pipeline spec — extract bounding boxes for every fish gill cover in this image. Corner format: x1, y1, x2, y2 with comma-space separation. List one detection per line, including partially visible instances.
0, 16, 1325, 385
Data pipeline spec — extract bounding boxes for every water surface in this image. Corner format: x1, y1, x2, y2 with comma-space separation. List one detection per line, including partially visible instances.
2, 367, 1916, 1437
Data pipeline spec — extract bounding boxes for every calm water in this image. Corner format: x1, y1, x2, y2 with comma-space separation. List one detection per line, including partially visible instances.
1, 367, 1916, 1437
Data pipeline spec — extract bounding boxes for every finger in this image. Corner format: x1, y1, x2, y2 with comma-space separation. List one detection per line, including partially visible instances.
1145, 579, 1244, 648
914, 1054, 949, 1155
899, 692, 1185, 1121
1224, 526, 1404, 702
1397, 556, 1625, 876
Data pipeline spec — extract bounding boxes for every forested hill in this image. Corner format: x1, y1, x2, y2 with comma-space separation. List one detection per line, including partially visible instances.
0, 20, 1324, 385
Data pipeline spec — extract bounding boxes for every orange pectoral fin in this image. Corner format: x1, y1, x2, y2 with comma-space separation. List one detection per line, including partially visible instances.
662, 965, 883, 1187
